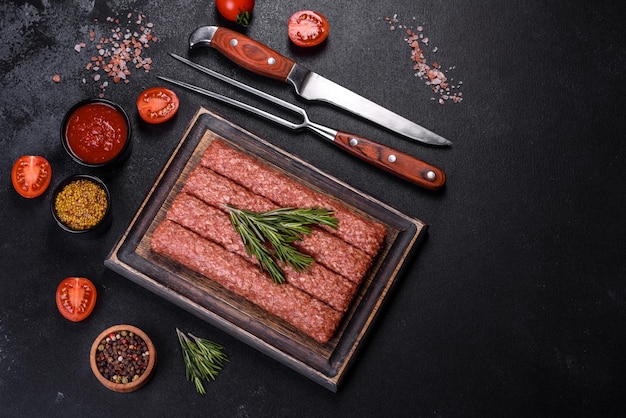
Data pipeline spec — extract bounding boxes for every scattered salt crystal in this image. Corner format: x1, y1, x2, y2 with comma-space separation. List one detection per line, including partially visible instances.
383, 15, 463, 105
74, 12, 157, 97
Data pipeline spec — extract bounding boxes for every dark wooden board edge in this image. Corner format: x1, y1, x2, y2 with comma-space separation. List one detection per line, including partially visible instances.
104, 108, 428, 391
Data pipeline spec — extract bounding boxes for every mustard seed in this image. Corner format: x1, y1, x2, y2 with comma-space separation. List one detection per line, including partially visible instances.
54, 179, 108, 230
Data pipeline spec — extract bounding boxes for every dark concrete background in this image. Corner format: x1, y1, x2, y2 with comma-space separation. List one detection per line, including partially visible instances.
1, 0, 625, 416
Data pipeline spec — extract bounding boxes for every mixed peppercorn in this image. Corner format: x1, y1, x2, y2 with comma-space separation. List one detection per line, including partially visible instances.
95, 330, 150, 384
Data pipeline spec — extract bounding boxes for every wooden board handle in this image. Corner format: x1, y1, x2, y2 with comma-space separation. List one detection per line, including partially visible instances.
211, 27, 295, 81
334, 131, 446, 190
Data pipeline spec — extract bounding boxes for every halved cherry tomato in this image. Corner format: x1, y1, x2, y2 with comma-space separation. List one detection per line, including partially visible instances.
55, 277, 97, 322
11, 155, 52, 198
288, 10, 330, 47
216, 0, 255, 26
136, 87, 180, 124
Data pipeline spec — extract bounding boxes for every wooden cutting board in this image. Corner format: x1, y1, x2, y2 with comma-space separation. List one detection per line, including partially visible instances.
104, 108, 428, 391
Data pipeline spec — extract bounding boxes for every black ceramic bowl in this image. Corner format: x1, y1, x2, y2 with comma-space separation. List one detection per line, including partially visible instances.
50, 174, 112, 238
61, 98, 132, 168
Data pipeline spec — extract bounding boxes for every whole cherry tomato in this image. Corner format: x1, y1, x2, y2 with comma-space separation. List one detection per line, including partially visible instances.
288, 10, 330, 47
216, 0, 255, 27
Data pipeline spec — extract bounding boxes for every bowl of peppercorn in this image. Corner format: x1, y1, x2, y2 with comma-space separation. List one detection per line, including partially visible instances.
50, 174, 112, 238
90, 324, 157, 393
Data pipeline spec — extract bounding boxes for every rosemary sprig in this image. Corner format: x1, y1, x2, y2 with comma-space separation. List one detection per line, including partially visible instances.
226, 205, 338, 284
176, 328, 228, 394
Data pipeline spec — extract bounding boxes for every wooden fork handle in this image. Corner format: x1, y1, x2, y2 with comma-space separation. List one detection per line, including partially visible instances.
333, 131, 446, 190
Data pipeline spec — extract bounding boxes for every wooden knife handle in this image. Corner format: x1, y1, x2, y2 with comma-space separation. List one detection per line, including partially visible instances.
334, 131, 446, 190
210, 27, 295, 81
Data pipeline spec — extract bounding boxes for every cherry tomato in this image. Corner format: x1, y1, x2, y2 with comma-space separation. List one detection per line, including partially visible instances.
55, 277, 97, 322
11, 155, 52, 198
136, 87, 180, 124
216, 0, 255, 26
288, 10, 330, 47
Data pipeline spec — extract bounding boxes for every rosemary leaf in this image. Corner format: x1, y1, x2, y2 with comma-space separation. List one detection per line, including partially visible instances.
225, 205, 338, 284
272, 240, 314, 272
229, 208, 287, 283
176, 328, 228, 394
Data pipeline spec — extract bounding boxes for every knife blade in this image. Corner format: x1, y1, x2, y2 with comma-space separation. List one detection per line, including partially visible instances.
188, 25, 452, 147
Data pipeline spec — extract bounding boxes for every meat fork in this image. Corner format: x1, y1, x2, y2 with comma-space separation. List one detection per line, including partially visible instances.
159, 54, 445, 190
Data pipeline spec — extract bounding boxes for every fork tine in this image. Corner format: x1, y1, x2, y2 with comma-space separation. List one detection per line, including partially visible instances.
158, 76, 302, 131
169, 53, 306, 119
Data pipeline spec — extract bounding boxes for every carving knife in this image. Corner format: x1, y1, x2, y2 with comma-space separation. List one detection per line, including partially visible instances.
188, 25, 452, 147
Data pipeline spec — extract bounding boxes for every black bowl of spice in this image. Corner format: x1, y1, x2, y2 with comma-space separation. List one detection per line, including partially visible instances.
50, 174, 111, 238
90, 324, 157, 393
61, 98, 132, 168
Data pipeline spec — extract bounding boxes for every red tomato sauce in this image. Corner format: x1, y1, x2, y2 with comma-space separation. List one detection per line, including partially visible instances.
65, 102, 128, 164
